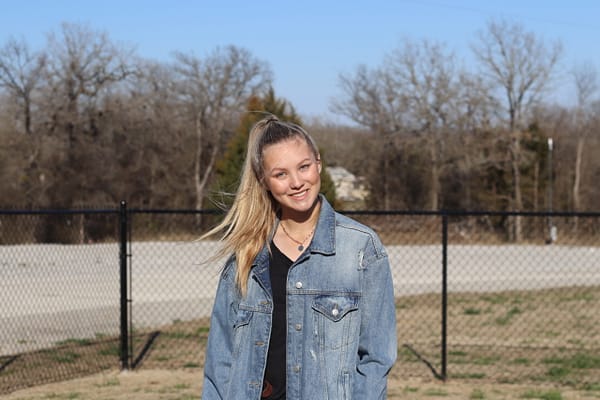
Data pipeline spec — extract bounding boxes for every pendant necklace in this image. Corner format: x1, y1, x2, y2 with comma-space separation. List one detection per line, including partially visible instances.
280, 223, 314, 252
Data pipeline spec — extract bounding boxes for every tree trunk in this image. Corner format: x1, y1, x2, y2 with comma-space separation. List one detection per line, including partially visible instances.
572, 137, 584, 232
509, 135, 523, 242
382, 135, 391, 210
573, 137, 584, 211
194, 115, 205, 225
194, 116, 221, 226
533, 162, 539, 211
24, 96, 32, 135
428, 137, 440, 211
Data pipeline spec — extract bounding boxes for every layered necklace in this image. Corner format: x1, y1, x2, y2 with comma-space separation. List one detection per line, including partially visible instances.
279, 222, 314, 252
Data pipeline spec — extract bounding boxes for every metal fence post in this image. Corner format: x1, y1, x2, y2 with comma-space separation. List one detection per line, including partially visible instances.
441, 213, 448, 380
119, 201, 130, 370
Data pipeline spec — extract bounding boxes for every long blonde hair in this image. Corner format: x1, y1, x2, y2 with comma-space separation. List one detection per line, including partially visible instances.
204, 116, 320, 296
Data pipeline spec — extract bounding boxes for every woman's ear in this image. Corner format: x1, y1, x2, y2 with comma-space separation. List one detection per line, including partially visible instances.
317, 156, 322, 174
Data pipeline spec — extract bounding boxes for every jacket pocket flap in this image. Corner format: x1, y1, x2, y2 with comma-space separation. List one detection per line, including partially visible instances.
232, 308, 253, 329
312, 294, 359, 322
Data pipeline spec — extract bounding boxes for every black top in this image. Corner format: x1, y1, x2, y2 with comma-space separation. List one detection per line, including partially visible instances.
262, 242, 293, 400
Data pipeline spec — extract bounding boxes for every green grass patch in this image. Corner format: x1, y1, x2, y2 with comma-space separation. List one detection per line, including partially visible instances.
481, 294, 509, 305
94, 377, 120, 387
98, 344, 120, 357
582, 382, 600, 391
43, 393, 82, 399
55, 338, 93, 347
403, 386, 419, 393
495, 306, 522, 325
543, 353, 600, 370
183, 362, 201, 368
470, 388, 486, 399
173, 383, 190, 390
545, 366, 571, 381
196, 326, 210, 334
559, 290, 595, 302
451, 372, 486, 379
520, 389, 563, 399
511, 357, 531, 366
52, 351, 81, 364
464, 307, 482, 315
424, 387, 449, 396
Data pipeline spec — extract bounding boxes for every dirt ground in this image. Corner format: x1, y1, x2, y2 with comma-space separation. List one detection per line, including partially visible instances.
3, 368, 599, 400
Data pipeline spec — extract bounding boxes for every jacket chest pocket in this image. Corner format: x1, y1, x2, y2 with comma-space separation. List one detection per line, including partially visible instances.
311, 294, 360, 350
231, 308, 253, 357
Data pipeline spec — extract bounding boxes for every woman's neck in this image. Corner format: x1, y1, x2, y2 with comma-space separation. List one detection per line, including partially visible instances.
280, 197, 321, 230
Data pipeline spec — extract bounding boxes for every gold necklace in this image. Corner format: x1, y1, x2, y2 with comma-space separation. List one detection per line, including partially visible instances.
279, 223, 314, 252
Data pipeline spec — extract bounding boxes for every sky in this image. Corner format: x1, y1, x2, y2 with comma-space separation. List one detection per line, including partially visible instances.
1, 1, 599, 123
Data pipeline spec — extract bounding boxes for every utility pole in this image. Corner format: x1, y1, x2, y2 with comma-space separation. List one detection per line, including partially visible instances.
547, 138, 557, 244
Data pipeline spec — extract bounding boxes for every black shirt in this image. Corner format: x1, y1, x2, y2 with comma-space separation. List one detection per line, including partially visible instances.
262, 242, 293, 400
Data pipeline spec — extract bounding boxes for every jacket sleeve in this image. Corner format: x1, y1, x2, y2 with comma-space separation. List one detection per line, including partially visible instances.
354, 248, 397, 399
201, 262, 238, 400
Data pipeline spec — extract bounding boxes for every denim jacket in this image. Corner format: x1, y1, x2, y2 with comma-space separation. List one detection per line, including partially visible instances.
202, 197, 397, 399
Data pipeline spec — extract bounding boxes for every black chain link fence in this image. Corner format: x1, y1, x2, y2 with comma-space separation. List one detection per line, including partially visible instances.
0, 210, 121, 393
1, 207, 599, 394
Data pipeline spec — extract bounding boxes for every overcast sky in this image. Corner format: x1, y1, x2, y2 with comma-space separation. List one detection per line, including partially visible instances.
2, 0, 599, 123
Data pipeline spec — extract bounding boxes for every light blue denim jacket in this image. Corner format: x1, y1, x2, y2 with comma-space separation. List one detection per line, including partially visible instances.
202, 196, 397, 399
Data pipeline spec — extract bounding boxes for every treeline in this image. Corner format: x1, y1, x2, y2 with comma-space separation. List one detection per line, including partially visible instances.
1, 21, 599, 227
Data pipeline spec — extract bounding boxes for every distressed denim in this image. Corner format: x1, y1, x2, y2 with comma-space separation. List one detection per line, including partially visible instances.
202, 197, 397, 399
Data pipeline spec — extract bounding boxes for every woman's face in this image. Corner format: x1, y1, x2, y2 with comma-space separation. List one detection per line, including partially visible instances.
262, 137, 321, 218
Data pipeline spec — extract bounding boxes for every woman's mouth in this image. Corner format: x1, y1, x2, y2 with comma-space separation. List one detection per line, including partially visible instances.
290, 189, 309, 198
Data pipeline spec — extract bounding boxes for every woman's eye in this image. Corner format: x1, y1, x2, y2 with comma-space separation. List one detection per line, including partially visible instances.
300, 164, 310, 171
275, 172, 286, 178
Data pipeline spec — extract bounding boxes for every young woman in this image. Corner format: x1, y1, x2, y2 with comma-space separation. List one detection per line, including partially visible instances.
201, 116, 397, 399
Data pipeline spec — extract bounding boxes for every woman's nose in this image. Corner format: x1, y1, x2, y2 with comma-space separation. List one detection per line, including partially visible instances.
289, 172, 303, 189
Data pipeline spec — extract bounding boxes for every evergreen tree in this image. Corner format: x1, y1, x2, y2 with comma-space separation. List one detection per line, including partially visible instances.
210, 87, 336, 208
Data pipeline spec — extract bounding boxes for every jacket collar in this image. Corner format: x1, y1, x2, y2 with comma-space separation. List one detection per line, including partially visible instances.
308, 194, 336, 256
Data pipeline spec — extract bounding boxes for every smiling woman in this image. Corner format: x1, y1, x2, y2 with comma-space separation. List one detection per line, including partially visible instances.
199, 116, 397, 400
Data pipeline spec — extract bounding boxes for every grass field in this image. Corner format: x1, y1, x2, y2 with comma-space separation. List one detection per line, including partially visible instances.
2, 285, 600, 399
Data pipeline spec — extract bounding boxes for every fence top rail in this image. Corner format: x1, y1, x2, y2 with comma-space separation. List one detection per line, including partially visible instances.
1, 206, 599, 218
0, 209, 118, 216
343, 209, 600, 218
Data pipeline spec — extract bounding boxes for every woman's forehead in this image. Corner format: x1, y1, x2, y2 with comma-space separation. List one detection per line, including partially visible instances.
262, 138, 314, 165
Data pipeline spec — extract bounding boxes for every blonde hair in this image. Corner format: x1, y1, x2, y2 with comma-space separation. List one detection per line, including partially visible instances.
204, 116, 320, 296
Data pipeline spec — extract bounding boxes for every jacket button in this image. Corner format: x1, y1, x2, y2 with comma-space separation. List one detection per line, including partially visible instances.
295, 324, 302, 331
332, 308, 339, 317
295, 281, 303, 289
293, 365, 301, 373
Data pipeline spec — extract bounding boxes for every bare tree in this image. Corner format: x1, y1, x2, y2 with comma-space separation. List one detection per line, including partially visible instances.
36, 22, 135, 207
333, 64, 404, 209
42, 22, 134, 146
334, 39, 468, 210
450, 72, 501, 211
471, 19, 562, 241
572, 62, 598, 212
385, 39, 463, 210
117, 59, 194, 208
172, 46, 272, 211
0, 37, 46, 135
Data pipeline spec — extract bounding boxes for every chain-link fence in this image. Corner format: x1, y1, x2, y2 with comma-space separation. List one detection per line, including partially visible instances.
0, 210, 121, 393
1, 207, 599, 394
